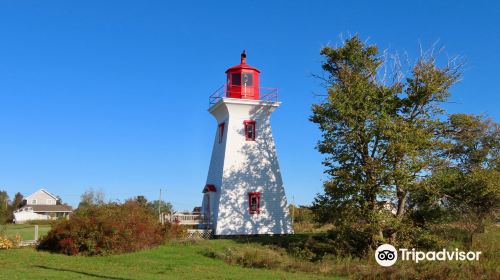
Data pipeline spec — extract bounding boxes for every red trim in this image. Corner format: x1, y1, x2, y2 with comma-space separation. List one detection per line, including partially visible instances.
248, 192, 261, 214
244, 120, 256, 141
203, 184, 217, 193
218, 123, 225, 143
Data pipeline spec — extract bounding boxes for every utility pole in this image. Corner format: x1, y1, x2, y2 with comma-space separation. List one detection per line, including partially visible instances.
158, 188, 162, 223
291, 195, 295, 228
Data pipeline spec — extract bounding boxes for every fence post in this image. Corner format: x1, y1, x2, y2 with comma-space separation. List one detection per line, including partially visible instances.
34, 225, 39, 241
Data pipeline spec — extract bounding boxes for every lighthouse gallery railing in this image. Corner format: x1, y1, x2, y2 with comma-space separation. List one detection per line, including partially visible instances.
209, 84, 278, 107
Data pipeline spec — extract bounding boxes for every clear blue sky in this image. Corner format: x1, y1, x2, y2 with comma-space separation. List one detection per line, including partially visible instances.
0, 1, 498, 210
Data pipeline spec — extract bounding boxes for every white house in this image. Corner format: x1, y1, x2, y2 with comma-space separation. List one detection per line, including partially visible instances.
13, 189, 72, 224
201, 52, 293, 236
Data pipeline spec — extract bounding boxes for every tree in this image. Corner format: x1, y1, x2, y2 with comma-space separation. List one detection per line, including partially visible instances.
147, 200, 173, 216
4, 192, 24, 223
310, 35, 460, 249
10, 192, 24, 209
132, 196, 173, 218
135, 195, 148, 208
78, 188, 106, 208
429, 114, 500, 247
0, 191, 9, 224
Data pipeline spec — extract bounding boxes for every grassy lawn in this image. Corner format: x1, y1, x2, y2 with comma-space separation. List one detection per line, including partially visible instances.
0, 240, 341, 280
0, 224, 51, 240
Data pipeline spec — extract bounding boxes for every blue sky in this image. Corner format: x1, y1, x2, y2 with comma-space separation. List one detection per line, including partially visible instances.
0, 1, 498, 210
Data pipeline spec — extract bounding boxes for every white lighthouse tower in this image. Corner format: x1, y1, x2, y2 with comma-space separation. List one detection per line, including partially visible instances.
201, 51, 293, 236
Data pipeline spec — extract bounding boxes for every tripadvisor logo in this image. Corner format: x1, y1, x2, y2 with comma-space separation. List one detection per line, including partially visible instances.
375, 244, 398, 267
375, 244, 482, 267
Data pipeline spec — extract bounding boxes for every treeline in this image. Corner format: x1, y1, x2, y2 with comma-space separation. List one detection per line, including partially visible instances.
77, 188, 173, 216
309, 35, 499, 256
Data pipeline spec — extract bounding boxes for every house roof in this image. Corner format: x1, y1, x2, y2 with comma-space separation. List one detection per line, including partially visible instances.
25, 188, 59, 201
22, 204, 73, 213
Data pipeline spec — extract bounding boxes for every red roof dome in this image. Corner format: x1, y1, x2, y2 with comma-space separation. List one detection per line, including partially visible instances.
225, 50, 260, 73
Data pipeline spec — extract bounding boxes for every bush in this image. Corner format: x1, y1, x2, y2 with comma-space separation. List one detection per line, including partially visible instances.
0, 234, 20, 249
163, 222, 187, 240
37, 201, 167, 255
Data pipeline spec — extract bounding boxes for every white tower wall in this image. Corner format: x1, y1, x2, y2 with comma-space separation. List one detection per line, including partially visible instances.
203, 98, 293, 235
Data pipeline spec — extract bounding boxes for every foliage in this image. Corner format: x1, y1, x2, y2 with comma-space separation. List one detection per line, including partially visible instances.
78, 187, 106, 208
289, 204, 314, 223
310, 35, 461, 251
133, 195, 173, 219
10, 192, 24, 209
412, 114, 500, 247
0, 235, 15, 249
0, 233, 20, 249
0, 190, 8, 224
37, 201, 167, 255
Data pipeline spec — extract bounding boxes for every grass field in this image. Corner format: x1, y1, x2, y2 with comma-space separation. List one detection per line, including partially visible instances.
0, 224, 51, 240
0, 240, 341, 280
0, 224, 498, 279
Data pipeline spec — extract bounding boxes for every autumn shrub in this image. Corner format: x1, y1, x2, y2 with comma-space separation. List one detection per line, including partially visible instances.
0, 234, 20, 249
164, 222, 187, 239
37, 201, 168, 255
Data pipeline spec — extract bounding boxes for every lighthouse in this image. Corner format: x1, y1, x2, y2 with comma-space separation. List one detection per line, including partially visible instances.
201, 51, 293, 236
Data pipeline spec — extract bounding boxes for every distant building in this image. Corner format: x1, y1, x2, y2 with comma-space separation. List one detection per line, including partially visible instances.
13, 189, 72, 224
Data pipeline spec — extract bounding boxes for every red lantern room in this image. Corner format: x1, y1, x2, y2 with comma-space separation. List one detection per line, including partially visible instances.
225, 50, 260, 100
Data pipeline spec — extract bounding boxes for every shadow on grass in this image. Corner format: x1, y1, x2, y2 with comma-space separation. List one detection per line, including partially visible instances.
228, 233, 323, 247
33, 265, 131, 280
226, 233, 327, 255
220, 233, 347, 261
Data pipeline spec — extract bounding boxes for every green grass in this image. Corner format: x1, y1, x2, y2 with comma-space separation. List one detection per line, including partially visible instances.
0, 240, 340, 280
0, 224, 51, 240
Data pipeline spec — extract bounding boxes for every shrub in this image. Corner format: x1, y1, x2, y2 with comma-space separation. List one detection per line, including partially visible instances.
0, 236, 14, 249
163, 222, 187, 240
0, 234, 20, 249
37, 201, 167, 255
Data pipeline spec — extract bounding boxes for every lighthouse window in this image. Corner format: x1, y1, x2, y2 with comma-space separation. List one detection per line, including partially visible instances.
231, 73, 241, 86
242, 73, 253, 86
248, 192, 261, 214
244, 120, 256, 141
218, 123, 225, 143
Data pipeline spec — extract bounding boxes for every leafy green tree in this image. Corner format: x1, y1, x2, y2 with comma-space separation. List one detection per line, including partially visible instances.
427, 114, 499, 247
310, 35, 460, 248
